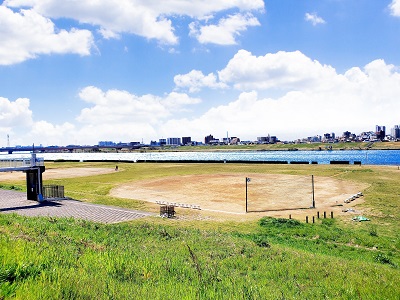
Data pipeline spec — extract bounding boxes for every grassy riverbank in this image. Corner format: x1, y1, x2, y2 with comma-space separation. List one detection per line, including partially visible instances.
1, 162, 399, 299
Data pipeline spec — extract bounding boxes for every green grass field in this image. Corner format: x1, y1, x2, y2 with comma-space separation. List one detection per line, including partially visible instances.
1, 162, 399, 299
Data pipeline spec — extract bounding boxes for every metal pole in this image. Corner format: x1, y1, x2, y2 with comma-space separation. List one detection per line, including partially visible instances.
312, 175, 315, 208
37, 167, 43, 202
245, 177, 248, 213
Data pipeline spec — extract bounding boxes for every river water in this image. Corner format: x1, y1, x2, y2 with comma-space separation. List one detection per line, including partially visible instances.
1, 150, 399, 165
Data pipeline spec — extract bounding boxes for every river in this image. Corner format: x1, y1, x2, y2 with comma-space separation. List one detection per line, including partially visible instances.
1, 150, 399, 165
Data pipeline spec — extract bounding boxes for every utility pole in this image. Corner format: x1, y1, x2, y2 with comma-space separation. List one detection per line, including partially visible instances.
246, 177, 251, 213
311, 175, 315, 208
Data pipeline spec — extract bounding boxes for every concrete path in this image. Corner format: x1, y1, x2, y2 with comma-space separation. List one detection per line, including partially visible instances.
0, 190, 154, 224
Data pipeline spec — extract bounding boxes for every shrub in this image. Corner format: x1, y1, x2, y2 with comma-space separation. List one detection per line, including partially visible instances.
259, 217, 302, 228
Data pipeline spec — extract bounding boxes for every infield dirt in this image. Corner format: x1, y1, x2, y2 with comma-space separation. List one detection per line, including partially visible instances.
110, 173, 368, 216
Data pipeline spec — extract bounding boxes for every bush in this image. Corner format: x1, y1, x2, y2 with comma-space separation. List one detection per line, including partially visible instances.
259, 217, 302, 228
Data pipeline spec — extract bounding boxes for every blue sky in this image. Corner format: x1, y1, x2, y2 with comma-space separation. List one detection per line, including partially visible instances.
1, 0, 400, 146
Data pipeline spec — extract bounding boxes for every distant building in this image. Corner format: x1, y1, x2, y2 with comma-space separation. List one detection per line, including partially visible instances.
98, 141, 115, 146
323, 133, 336, 143
159, 139, 166, 146
167, 138, 181, 146
269, 136, 278, 144
257, 137, 268, 144
182, 137, 192, 145
376, 125, 386, 141
391, 125, 400, 140
222, 137, 230, 144
205, 134, 214, 144
209, 139, 220, 145
230, 137, 240, 145
307, 136, 321, 143
342, 131, 351, 139
257, 134, 279, 144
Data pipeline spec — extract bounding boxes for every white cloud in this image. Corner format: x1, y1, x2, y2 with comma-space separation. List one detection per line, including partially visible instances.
218, 50, 337, 91
77, 86, 170, 124
28, 121, 75, 145
0, 97, 33, 127
164, 54, 400, 141
0, 6, 93, 65
163, 92, 201, 110
189, 13, 260, 45
305, 12, 326, 26
174, 70, 228, 92
4, 0, 264, 45
73, 86, 201, 143
389, 0, 400, 16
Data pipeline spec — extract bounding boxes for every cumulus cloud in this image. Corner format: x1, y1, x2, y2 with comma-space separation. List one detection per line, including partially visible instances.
77, 86, 201, 125
189, 13, 260, 45
389, 0, 400, 16
176, 50, 338, 93
0, 96, 77, 146
305, 12, 326, 26
78, 87, 168, 124
74, 86, 201, 142
0, 6, 93, 65
28, 121, 75, 145
165, 53, 400, 141
4, 0, 264, 45
218, 50, 337, 91
0, 97, 33, 127
174, 70, 228, 92
163, 92, 201, 110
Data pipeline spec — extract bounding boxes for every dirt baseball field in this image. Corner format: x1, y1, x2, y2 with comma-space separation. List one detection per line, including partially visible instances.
110, 173, 367, 215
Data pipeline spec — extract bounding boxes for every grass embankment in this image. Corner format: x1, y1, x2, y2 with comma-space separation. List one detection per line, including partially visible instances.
1, 162, 399, 299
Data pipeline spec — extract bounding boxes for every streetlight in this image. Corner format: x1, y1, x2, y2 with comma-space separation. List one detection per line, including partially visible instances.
246, 177, 251, 213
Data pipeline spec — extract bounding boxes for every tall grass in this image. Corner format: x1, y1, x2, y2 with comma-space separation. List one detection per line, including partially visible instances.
0, 213, 399, 299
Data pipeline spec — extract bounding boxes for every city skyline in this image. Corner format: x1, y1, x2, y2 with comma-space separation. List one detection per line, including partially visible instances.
3, 122, 398, 148
1, 1, 400, 147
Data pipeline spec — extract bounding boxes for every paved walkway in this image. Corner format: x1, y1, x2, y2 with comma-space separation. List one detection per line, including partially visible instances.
0, 190, 154, 223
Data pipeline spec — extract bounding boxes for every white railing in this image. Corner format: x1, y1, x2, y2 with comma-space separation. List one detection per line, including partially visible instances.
0, 157, 44, 169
